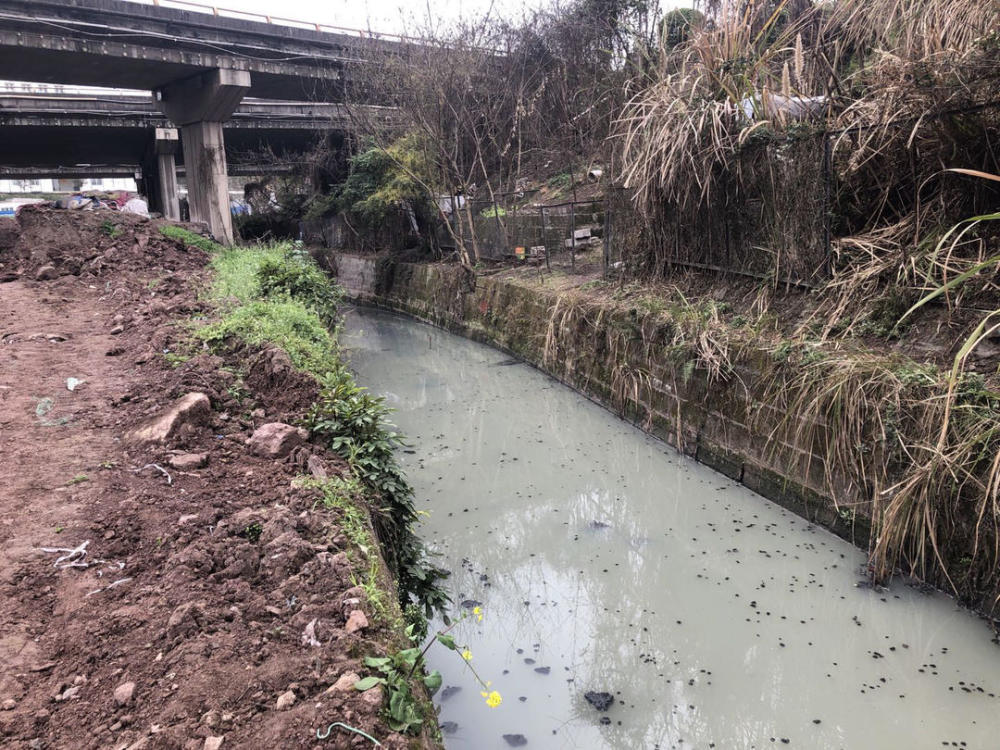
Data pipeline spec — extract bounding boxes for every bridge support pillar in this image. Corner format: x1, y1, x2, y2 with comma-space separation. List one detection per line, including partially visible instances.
155, 69, 250, 244
148, 128, 181, 221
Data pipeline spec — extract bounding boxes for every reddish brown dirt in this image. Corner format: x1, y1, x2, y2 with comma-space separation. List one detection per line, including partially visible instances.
0, 208, 423, 750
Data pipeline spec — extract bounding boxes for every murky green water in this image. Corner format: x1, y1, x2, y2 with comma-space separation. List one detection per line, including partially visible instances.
343, 306, 1000, 750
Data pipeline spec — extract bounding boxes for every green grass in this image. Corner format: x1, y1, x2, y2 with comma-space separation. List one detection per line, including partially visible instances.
205, 242, 341, 325
192, 237, 446, 619
209, 244, 289, 303
159, 225, 224, 254
100, 220, 121, 239
195, 241, 345, 375
162, 351, 191, 368
196, 299, 341, 375
300, 474, 391, 622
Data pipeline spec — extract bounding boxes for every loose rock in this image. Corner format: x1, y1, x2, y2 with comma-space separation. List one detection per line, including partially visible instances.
360, 685, 382, 709
246, 423, 308, 459
307, 453, 328, 479
113, 681, 135, 706
35, 265, 58, 281
345, 609, 369, 634
275, 690, 296, 710
166, 601, 205, 640
328, 672, 360, 693
168, 452, 208, 470
128, 392, 211, 445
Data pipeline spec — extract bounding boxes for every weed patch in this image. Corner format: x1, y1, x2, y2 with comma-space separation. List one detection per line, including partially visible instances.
196, 300, 341, 375
195, 238, 448, 617
255, 247, 342, 325
159, 225, 224, 254
308, 370, 450, 616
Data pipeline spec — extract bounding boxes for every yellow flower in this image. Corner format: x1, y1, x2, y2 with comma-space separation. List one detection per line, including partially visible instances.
461, 649, 473, 661
473, 605, 483, 622
485, 690, 502, 708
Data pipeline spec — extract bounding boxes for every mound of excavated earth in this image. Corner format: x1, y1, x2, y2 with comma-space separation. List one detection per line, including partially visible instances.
0, 208, 422, 749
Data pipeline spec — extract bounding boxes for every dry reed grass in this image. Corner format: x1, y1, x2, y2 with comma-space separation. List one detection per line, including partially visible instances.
543, 270, 1000, 606
608, 0, 1000, 607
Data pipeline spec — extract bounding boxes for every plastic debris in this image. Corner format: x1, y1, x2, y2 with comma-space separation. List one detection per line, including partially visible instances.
316, 722, 382, 746
39, 540, 98, 569
133, 463, 173, 486
87, 577, 133, 597
121, 197, 150, 217
34, 397, 70, 426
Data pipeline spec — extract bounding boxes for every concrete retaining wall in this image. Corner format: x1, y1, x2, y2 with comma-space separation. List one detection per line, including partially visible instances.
326, 252, 871, 548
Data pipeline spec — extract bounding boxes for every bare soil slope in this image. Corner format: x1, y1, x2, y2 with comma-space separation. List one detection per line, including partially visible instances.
0, 208, 415, 749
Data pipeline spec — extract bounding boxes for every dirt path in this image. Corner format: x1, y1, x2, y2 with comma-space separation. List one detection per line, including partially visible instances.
0, 276, 133, 711
0, 209, 419, 750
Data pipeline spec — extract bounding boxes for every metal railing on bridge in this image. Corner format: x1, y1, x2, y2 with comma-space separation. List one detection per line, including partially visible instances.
129, 0, 418, 43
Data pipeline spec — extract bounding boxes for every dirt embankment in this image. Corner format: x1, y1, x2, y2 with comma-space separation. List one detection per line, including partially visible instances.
0, 207, 424, 749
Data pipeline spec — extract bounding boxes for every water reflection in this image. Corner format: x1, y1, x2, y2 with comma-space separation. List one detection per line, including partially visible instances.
344, 307, 1000, 750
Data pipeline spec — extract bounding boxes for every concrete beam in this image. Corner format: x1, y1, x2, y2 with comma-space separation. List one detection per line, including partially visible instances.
156, 70, 252, 127
0, 163, 296, 181
156, 70, 250, 244
0, 94, 365, 131
0, 165, 141, 180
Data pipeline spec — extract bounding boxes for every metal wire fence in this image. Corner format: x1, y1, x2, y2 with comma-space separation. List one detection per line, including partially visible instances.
437, 194, 605, 268
605, 132, 831, 286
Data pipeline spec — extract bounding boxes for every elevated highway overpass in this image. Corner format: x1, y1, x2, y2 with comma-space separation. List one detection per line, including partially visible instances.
0, 93, 376, 220
0, 0, 392, 100
0, 0, 402, 241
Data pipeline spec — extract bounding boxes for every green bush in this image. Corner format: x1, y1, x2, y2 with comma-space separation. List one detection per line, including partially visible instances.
309, 369, 450, 616
255, 248, 341, 326
326, 134, 435, 230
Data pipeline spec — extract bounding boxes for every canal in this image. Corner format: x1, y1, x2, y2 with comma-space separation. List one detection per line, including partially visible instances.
343, 306, 1000, 750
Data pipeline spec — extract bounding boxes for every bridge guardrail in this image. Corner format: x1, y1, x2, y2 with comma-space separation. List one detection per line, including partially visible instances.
130, 0, 418, 44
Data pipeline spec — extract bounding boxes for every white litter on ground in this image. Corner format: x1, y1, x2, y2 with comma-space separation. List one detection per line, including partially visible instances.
38, 540, 107, 569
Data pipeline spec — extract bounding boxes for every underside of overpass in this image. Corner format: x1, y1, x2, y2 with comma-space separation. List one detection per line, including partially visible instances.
0, 123, 332, 169
0, 95, 350, 171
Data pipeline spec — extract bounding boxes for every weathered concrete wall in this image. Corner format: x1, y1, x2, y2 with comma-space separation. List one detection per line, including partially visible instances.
327, 253, 871, 552
329, 252, 384, 299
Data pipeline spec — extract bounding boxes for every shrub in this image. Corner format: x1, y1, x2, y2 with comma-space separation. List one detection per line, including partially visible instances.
309, 369, 449, 616
255, 248, 342, 326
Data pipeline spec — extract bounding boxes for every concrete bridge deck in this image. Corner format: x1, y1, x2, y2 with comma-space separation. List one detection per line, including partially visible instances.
0, 94, 358, 129
0, 0, 397, 100
0, 95, 349, 215
0, 162, 295, 180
